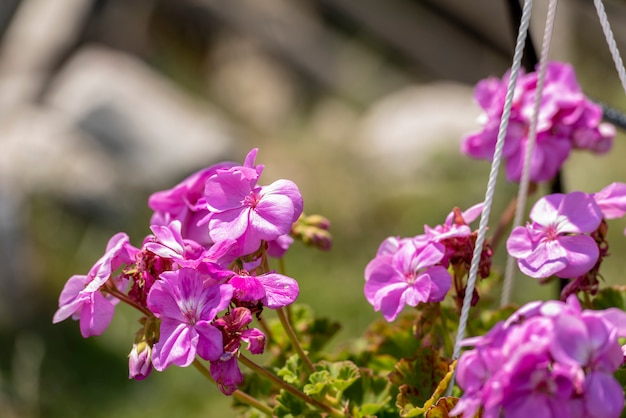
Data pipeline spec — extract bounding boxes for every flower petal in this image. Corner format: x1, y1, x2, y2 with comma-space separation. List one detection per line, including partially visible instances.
195, 321, 224, 362
555, 235, 599, 278
256, 273, 299, 309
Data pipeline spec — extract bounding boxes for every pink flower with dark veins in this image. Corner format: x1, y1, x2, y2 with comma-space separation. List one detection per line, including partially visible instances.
147, 268, 233, 370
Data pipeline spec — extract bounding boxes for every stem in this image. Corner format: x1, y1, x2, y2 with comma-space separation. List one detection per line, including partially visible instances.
439, 307, 454, 358
192, 359, 274, 416
582, 291, 592, 309
102, 284, 153, 317
238, 354, 345, 418
277, 307, 315, 373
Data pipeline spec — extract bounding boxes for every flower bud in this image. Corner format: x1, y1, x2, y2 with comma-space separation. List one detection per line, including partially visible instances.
128, 340, 152, 380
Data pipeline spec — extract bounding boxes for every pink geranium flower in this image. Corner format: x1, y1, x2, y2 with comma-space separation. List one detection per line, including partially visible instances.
364, 240, 452, 321
147, 268, 233, 370
229, 270, 299, 309
462, 62, 615, 183
210, 307, 265, 395
149, 161, 236, 246
203, 149, 303, 255
53, 233, 138, 337
506, 192, 602, 279
452, 296, 626, 418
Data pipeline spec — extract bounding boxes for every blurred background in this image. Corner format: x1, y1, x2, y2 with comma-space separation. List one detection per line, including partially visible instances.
2, 0, 626, 416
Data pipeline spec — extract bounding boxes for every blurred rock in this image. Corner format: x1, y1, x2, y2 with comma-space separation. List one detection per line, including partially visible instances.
355, 82, 480, 178
45, 46, 236, 191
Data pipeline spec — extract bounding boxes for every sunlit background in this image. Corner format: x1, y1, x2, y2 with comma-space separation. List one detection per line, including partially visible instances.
2, 0, 626, 416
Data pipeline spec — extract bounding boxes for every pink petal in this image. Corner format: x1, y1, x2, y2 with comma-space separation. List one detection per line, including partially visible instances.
517, 240, 568, 278
152, 321, 196, 370
230, 275, 266, 302
550, 315, 591, 366
79, 292, 115, 338
194, 321, 224, 362
210, 356, 243, 395
555, 235, 599, 278
530, 194, 563, 226
241, 328, 266, 354
364, 263, 403, 305
259, 179, 303, 223
404, 275, 432, 306
555, 192, 602, 234
256, 273, 299, 309
147, 276, 185, 322
209, 208, 250, 242
423, 266, 452, 301
593, 182, 626, 219
583, 372, 624, 418
204, 167, 258, 212
249, 193, 295, 239
411, 242, 446, 271
506, 226, 535, 258
375, 282, 409, 321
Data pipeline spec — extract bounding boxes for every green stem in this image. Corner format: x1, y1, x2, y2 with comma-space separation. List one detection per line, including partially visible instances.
439, 306, 454, 358
277, 307, 315, 373
192, 359, 274, 416
238, 354, 345, 418
102, 283, 153, 317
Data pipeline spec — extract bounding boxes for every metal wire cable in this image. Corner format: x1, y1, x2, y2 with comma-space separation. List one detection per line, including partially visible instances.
594, 0, 626, 97
501, 0, 558, 307
451, 0, 533, 362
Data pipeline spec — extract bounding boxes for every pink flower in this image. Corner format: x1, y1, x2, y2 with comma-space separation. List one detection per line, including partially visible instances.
592, 182, 626, 220
462, 62, 615, 183
147, 268, 233, 370
53, 233, 138, 337
452, 296, 626, 418
506, 192, 602, 279
229, 270, 299, 309
148, 161, 236, 246
202, 149, 303, 255
364, 240, 452, 321
210, 307, 265, 395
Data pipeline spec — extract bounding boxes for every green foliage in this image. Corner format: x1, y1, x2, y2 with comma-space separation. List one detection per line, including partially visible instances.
592, 286, 626, 310
274, 390, 310, 417
304, 361, 360, 397
388, 347, 452, 417
269, 304, 342, 361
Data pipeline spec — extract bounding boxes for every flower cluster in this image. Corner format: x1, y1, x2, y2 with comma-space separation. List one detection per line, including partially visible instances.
506, 182, 626, 297
364, 203, 493, 321
53, 149, 307, 394
452, 295, 626, 418
462, 61, 615, 183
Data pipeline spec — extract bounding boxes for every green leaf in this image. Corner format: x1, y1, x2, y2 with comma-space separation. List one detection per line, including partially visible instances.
274, 390, 307, 417
276, 354, 303, 386
364, 313, 421, 360
592, 287, 626, 310
307, 317, 342, 354
303, 360, 360, 397
343, 368, 394, 418
388, 347, 453, 417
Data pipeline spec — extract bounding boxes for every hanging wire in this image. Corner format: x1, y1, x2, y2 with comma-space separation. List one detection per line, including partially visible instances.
450, 0, 533, 363
594, 0, 626, 97
500, 0, 559, 307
